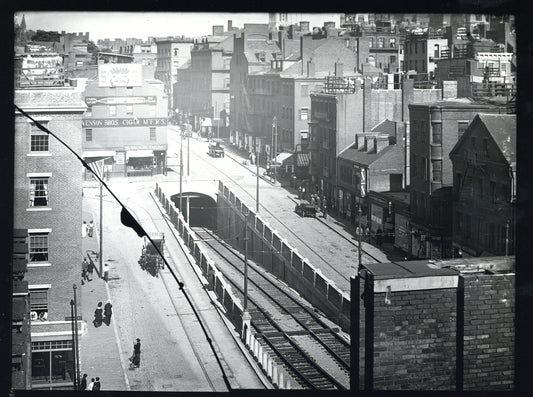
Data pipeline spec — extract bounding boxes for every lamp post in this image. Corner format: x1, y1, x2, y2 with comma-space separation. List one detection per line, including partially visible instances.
243, 210, 249, 311
69, 299, 77, 390
358, 203, 363, 270
73, 284, 80, 387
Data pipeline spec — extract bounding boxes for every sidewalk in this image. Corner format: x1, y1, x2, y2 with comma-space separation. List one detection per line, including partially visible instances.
79, 208, 129, 391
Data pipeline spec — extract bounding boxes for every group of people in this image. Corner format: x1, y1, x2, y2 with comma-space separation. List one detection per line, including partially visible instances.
79, 374, 101, 391
82, 258, 110, 283
82, 220, 95, 238
93, 301, 113, 327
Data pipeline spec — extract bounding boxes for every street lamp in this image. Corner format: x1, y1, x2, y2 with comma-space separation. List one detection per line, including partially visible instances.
243, 209, 249, 311
73, 284, 80, 388
179, 132, 183, 215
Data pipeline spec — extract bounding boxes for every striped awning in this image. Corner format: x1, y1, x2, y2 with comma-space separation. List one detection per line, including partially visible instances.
296, 152, 310, 167
273, 152, 294, 165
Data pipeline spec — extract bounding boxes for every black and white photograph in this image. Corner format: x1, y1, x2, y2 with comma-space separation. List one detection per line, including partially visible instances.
10, 10, 520, 393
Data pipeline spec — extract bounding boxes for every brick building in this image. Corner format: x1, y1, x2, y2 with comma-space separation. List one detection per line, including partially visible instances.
449, 113, 516, 257
82, 64, 168, 178
154, 37, 193, 111
403, 28, 448, 80
408, 99, 509, 259
14, 83, 86, 389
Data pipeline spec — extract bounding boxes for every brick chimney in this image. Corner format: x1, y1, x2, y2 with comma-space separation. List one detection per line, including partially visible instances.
365, 135, 376, 153
228, 20, 233, 31
356, 134, 366, 150
307, 58, 315, 77
375, 135, 390, 153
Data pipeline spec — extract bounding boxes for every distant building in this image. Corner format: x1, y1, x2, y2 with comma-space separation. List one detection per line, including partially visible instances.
449, 113, 516, 257
403, 28, 448, 81
14, 75, 87, 389
82, 64, 168, 178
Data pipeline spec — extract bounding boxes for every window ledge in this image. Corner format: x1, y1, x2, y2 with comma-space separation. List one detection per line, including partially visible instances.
27, 207, 52, 211
27, 153, 52, 157
28, 262, 52, 268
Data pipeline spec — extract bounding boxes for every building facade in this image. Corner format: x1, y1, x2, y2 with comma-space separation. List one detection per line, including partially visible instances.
82, 64, 168, 178
403, 29, 448, 80
450, 114, 516, 257
14, 85, 86, 389
408, 100, 509, 259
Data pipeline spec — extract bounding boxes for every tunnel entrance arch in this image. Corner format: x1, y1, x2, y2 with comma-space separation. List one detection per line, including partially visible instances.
170, 192, 217, 229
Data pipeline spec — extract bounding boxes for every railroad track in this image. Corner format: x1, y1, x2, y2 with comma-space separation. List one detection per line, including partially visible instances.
193, 227, 350, 389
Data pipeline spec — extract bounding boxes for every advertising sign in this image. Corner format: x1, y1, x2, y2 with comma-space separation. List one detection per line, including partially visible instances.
85, 96, 157, 106
98, 64, 142, 87
82, 118, 167, 128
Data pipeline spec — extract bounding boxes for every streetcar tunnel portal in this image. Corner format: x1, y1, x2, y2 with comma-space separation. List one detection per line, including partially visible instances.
170, 192, 217, 229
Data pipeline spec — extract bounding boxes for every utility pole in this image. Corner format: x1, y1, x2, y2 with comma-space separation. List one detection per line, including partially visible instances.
73, 284, 80, 387
99, 180, 103, 276
243, 211, 249, 311
179, 132, 183, 214
358, 203, 363, 270
187, 134, 190, 177
273, 116, 278, 185
70, 299, 77, 390
256, 155, 260, 213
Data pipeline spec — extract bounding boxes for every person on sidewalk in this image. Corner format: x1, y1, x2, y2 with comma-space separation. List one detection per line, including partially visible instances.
88, 220, 94, 238
79, 373, 88, 391
87, 378, 95, 391
87, 260, 94, 282
82, 258, 89, 282
130, 338, 141, 368
93, 377, 101, 391
376, 228, 383, 246
102, 263, 109, 282
93, 302, 103, 328
103, 300, 113, 326
82, 221, 88, 238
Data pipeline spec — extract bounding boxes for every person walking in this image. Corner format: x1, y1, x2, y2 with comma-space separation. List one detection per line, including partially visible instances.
87, 260, 94, 282
376, 228, 383, 246
103, 300, 113, 326
82, 258, 89, 282
102, 263, 109, 282
322, 197, 327, 220
79, 373, 88, 391
93, 377, 101, 391
88, 220, 94, 238
87, 378, 95, 391
93, 302, 103, 328
130, 338, 141, 368
82, 221, 88, 238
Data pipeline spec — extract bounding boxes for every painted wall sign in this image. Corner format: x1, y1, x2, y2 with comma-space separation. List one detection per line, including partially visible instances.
82, 118, 168, 128
85, 96, 157, 106
98, 64, 142, 87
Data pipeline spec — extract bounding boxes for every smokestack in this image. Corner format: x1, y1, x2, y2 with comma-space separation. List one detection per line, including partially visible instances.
307, 58, 315, 77
228, 20, 233, 31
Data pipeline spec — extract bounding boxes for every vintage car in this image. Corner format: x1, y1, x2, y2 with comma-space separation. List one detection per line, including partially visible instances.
295, 200, 317, 217
208, 140, 225, 157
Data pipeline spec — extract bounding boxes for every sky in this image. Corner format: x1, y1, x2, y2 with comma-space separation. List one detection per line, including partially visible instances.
18, 12, 343, 42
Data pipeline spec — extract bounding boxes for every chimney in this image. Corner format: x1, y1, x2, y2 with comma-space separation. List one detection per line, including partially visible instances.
300, 21, 310, 32
442, 80, 458, 99
375, 135, 389, 153
228, 20, 233, 31
357, 134, 367, 150
335, 60, 343, 77
213, 25, 224, 36
307, 58, 315, 77
365, 136, 376, 153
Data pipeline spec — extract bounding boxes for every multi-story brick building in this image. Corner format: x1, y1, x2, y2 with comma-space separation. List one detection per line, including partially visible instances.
154, 37, 193, 111
408, 99, 509, 259
403, 28, 448, 80
449, 113, 516, 257
82, 64, 168, 178
14, 81, 86, 389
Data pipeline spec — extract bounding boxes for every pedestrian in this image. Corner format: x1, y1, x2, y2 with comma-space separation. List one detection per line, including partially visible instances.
301, 186, 306, 200
82, 221, 87, 238
322, 197, 328, 219
298, 186, 302, 199
87, 260, 94, 281
79, 373, 88, 391
103, 300, 112, 326
87, 378, 95, 391
93, 377, 101, 391
82, 258, 89, 281
316, 195, 322, 209
93, 302, 103, 328
130, 338, 141, 368
376, 228, 383, 246
103, 263, 109, 282
88, 221, 94, 238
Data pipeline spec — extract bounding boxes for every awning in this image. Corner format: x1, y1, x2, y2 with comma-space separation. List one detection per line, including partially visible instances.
296, 152, 310, 167
126, 150, 153, 159
273, 152, 294, 165
82, 150, 116, 158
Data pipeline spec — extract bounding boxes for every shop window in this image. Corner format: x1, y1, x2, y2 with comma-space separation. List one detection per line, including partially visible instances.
29, 232, 49, 262
30, 123, 49, 152
29, 177, 49, 207
85, 129, 92, 142
31, 341, 74, 386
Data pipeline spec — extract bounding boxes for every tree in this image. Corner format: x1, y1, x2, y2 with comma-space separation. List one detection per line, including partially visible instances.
84, 40, 99, 54
30, 30, 60, 42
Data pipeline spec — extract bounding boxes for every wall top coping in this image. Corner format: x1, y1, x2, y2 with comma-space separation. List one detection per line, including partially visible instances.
363, 260, 458, 280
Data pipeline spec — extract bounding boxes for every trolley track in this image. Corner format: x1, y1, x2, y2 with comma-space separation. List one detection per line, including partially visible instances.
193, 226, 350, 389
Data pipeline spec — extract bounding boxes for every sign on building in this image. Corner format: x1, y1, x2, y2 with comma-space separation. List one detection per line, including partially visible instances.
82, 118, 167, 128
85, 96, 157, 106
98, 64, 142, 87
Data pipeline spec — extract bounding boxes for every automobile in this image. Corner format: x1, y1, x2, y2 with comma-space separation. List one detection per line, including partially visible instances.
295, 200, 317, 217
208, 139, 224, 157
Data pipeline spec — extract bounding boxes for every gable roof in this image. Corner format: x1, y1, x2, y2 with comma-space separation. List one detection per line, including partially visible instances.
338, 144, 394, 166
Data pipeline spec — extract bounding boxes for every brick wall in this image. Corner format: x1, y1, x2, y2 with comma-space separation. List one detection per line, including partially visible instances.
462, 273, 514, 390
372, 288, 457, 390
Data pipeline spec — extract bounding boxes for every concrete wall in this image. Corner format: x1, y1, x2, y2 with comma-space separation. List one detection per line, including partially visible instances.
216, 182, 350, 332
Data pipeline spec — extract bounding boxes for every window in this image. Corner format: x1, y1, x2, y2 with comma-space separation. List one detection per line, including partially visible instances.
126, 105, 133, 115
29, 232, 49, 262
29, 287, 48, 313
30, 122, 49, 152
299, 108, 309, 120
85, 129, 92, 142
149, 105, 156, 117
458, 121, 469, 139
29, 178, 49, 207
434, 44, 440, 58
378, 37, 385, 48
390, 55, 397, 65
389, 38, 396, 47
432, 160, 442, 182
224, 78, 230, 88
109, 105, 117, 116
150, 127, 156, 140
174, 48, 178, 56
369, 37, 374, 48
432, 122, 442, 144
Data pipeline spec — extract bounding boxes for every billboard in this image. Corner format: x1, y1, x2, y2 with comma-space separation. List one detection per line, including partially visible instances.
85, 96, 157, 106
98, 64, 142, 87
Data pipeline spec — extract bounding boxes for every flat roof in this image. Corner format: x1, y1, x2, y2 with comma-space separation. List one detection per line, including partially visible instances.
363, 260, 458, 279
